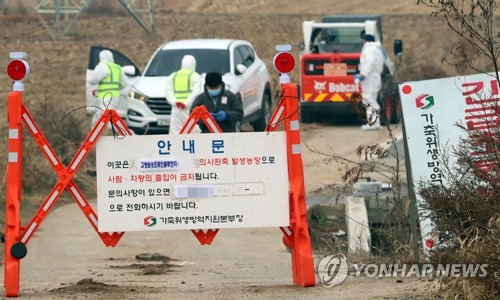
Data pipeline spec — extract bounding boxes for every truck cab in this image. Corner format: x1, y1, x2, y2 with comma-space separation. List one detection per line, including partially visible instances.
299, 15, 402, 124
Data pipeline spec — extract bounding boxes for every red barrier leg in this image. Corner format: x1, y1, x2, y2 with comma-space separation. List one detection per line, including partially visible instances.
4, 91, 24, 297
281, 83, 316, 287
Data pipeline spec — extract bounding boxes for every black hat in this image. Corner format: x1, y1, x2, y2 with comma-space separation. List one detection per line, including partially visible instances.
363, 34, 375, 42
205, 72, 223, 87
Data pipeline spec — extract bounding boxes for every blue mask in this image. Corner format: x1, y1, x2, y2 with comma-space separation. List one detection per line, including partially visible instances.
208, 88, 222, 97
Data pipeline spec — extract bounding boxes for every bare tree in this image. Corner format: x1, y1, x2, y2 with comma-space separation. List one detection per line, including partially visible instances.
417, 0, 500, 85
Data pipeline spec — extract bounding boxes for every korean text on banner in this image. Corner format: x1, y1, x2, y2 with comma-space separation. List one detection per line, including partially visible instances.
96, 132, 290, 232
400, 72, 499, 252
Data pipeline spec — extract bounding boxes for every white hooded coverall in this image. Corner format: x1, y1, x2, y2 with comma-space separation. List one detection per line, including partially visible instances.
359, 41, 385, 125
165, 55, 202, 134
87, 50, 127, 126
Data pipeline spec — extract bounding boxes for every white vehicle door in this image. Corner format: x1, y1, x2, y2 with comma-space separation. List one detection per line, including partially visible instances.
233, 45, 260, 116
86, 46, 141, 118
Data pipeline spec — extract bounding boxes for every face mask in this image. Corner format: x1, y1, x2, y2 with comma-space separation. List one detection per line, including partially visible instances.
208, 88, 222, 97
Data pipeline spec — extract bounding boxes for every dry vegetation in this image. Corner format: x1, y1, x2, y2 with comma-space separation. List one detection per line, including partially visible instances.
418, 128, 500, 298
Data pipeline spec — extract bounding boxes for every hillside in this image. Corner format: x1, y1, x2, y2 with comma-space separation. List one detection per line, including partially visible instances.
0, 1, 483, 103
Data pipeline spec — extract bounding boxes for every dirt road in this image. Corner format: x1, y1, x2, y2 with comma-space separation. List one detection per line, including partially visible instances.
301, 122, 403, 194
1, 124, 433, 299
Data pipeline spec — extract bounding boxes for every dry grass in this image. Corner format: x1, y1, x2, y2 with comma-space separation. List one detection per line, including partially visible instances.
307, 203, 347, 255
429, 217, 500, 299
418, 123, 500, 299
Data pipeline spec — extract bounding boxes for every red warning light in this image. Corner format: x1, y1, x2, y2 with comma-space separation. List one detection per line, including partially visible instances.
7, 59, 29, 81
425, 238, 435, 249
273, 52, 295, 73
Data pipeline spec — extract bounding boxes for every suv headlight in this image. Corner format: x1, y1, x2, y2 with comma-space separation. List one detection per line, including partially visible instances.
129, 89, 149, 101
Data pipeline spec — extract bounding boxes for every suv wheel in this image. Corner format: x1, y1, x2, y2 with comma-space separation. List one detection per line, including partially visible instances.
251, 93, 271, 131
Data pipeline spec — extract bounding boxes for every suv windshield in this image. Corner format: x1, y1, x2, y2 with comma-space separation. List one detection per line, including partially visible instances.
144, 49, 230, 76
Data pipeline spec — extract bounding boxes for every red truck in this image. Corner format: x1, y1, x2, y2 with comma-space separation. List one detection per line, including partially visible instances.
299, 15, 403, 124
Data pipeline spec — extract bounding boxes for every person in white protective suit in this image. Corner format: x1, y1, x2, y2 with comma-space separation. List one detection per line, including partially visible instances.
165, 55, 202, 134
358, 34, 385, 131
87, 50, 128, 126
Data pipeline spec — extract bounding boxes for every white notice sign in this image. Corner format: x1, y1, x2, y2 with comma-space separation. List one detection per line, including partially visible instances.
400, 72, 499, 251
96, 132, 290, 232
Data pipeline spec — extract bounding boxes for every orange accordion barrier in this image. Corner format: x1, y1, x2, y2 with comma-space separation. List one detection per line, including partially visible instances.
4, 71, 314, 297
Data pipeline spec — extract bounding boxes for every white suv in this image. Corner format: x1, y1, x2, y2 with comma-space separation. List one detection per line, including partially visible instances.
87, 39, 273, 134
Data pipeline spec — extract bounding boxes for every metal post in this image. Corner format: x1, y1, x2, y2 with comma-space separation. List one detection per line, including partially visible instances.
402, 114, 420, 262
55, 0, 60, 38
148, 0, 155, 33
64, 0, 69, 26
118, 0, 150, 33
